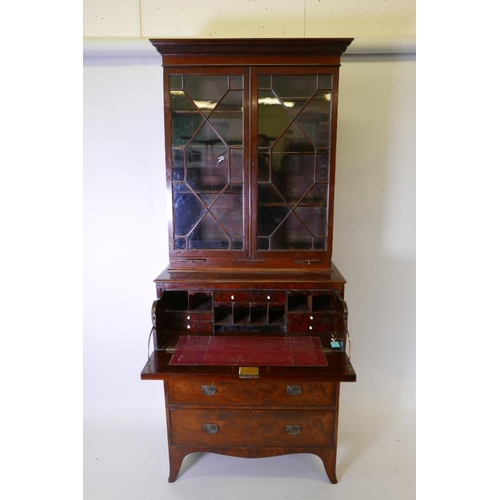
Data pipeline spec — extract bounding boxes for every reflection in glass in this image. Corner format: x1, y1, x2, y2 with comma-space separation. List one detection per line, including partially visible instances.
302, 184, 328, 205
318, 74, 333, 89
211, 185, 243, 237
297, 91, 331, 147
272, 75, 317, 100
257, 91, 292, 147
316, 150, 329, 182
230, 149, 243, 182
170, 74, 183, 89
170, 91, 204, 147
258, 75, 272, 89
185, 75, 228, 116
173, 184, 205, 236
210, 90, 243, 146
189, 213, 230, 249
173, 150, 185, 181
230, 74, 243, 89
295, 206, 327, 236
271, 213, 312, 250
258, 205, 290, 237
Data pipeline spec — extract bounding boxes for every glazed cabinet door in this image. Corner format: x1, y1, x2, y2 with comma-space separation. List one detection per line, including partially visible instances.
165, 68, 250, 261
252, 67, 339, 265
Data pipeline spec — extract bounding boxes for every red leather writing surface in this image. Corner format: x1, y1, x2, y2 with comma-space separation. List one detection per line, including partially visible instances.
169, 336, 328, 366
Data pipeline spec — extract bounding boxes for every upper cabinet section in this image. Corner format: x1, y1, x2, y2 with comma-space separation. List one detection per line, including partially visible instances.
150, 39, 353, 270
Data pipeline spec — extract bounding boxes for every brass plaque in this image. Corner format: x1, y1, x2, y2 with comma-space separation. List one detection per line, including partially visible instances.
239, 367, 259, 379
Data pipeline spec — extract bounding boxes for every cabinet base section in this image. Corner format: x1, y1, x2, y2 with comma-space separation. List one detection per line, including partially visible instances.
167, 445, 338, 483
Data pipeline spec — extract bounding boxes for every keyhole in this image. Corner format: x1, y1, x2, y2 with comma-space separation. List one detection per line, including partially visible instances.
252, 413, 256, 418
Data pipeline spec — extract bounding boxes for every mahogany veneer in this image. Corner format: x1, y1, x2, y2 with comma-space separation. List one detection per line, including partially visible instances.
141, 38, 356, 484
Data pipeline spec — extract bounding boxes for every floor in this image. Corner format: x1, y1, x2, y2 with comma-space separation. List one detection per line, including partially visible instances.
84, 402, 415, 500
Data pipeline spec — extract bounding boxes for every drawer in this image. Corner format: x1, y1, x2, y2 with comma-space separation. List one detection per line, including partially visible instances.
163, 312, 213, 322
170, 408, 333, 447
168, 321, 213, 333
168, 380, 336, 406
288, 313, 336, 323
288, 323, 336, 333
213, 291, 286, 305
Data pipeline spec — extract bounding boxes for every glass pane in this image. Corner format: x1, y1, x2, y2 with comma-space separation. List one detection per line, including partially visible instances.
230, 74, 243, 89
270, 213, 313, 250
209, 90, 243, 146
172, 150, 185, 181
272, 153, 315, 204
314, 238, 326, 250
258, 238, 269, 250
316, 149, 330, 182
297, 91, 332, 147
187, 123, 228, 193
302, 184, 328, 205
258, 183, 285, 205
258, 91, 292, 146
258, 150, 270, 182
232, 238, 244, 250
170, 91, 204, 147
272, 75, 317, 99
175, 238, 187, 249
211, 185, 243, 237
173, 184, 205, 236
189, 213, 229, 249
273, 121, 314, 154
184, 75, 228, 116
272, 75, 317, 117
258, 205, 289, 237
230, 149, 243, 182
258, 75, 272, 89
318, 74, 333, 89
170, 75, 183, 89
295, 206, 327, 237
187, 150, 228, 193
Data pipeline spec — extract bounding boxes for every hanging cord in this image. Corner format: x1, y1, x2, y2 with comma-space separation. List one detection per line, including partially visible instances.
146, 327, 155, 367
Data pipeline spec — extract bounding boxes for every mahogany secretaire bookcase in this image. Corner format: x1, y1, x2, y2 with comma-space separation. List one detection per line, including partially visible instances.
141, 38, 356, 483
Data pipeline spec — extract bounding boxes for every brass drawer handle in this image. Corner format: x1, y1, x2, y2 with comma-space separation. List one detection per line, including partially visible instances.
203, 423, 220, 434
285, 424, 301, 435
286, 385, 303, 396
201, 385, 218, 396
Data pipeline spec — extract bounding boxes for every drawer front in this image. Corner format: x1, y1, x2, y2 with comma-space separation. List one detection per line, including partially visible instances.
288, 314, 337, 333
168, 380, 336, 406
213, 291, 286, 305
288, 322, 336, 333
288, 313, 336, 323
168, 321, 213, 333
250, 291, 287, 304
170, 409, 333, 447
164, 312, 213, 322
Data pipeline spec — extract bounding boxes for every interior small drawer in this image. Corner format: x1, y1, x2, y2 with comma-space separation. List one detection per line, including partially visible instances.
213, 291, 286, 304
213, 291, 250, 303
288, 313, 336, 323
170, 408, 334, 447
249, 291, 287, 304
288, 320, 337, 333
163, 311, 213, 322
167, 321, 213, 333
168, 380, 336, 406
